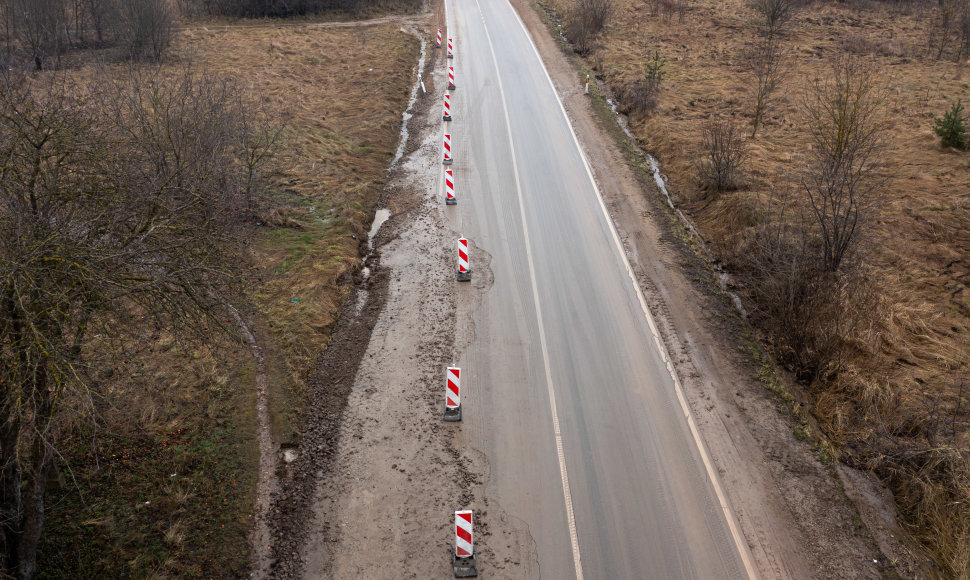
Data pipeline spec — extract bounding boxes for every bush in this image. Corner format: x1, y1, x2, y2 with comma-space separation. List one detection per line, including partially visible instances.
934, 100, 969, 150
566, 0, 612, 55
750, 0, 800, 38
696, 117, 748, 193
618, 77, 660, 116
122, 0, 174, 61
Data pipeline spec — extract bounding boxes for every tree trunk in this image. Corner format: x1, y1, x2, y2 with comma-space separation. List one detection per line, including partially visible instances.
16, 438, 51, 580
0, 423, 23, 575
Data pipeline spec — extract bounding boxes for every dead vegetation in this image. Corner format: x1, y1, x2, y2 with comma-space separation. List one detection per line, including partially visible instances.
547, 0, 970, 574
1, 2, 420, 577
696, 116, 748, 193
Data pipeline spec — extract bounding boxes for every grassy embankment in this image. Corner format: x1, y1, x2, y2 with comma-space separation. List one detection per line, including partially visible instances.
537, 0, 969, 575
36, 21, 419, 578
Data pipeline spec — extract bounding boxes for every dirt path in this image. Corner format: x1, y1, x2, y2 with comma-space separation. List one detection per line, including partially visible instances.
225, 303, 277, 579
509, 0, 926, 578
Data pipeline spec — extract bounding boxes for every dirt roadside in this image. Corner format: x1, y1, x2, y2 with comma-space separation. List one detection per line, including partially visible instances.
509, 0, 927, 578
265, 4, 524, 576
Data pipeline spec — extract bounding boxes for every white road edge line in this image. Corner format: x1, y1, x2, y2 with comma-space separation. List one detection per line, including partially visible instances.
472, 0, 585, 578
503, 2, 760, 577
505, 3, 760, 578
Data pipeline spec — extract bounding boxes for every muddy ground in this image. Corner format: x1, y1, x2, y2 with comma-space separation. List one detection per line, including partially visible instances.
264, 0, 931, 578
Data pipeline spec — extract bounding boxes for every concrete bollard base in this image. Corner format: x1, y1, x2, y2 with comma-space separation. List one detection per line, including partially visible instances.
452, 554, 478, 578
444, 404, 462, 422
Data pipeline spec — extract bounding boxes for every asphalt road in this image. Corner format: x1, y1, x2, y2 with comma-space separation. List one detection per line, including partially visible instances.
445, 1, 755, 577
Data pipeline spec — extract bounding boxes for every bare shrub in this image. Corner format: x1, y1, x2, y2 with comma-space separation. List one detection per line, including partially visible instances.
121, 0, 174, 61
840, 31, 872, 54
618, 77, 660, 116
650, 0, 684, 23
801, 58, 888, 273
927, 0, 970, 61
930, 0, 958, 58
696, 117, 748, 193
959, 0, 970, 63
87, 0, 122, 46
751, 0, 800, 39
745, 34, 788, 137
566, 0, 612, 55
738, 188, 878, 381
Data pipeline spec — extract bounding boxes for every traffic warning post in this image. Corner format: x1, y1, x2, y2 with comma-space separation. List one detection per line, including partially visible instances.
448, 66, 456, 90
445, 169, 457, 205
457, 238, 471, 282
444, 367, 461, 421
435, 28, 442, 48
447, 37, 454, 59
453, 510, 478, 577
443, 133, 453, 165
443, 93, 452, 122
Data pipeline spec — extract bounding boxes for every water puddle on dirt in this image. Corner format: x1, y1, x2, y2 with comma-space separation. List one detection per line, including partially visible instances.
367, 208, 391, 250
390, 32, 427, 169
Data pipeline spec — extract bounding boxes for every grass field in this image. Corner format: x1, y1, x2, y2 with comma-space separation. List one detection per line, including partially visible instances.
35, 19, 420, 578
538, 0, 969, 575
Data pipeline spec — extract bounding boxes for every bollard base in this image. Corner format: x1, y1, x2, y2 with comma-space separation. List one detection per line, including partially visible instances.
444, 404, 462, 422
448, 83, 457, 90
447, 54, 454, 59
443, 115, 452, 122
443, 159, 453, 165
456, 269, 471, 282
453, 554, 478, 578
446, 198, 457, 205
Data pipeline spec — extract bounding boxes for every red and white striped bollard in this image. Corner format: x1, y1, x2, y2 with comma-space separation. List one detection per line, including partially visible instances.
443, 93, 452, 122
444, 367, 461, 421
443, 133, 453, 165
445, 168, 456, 205
447, 37, 454, 59
448, 66, 456, 90
435, 28, 442, 48
457, 237, 470, 282
453, 510, 478, 577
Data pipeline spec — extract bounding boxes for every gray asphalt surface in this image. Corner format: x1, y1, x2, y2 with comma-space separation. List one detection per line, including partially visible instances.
445, 1, 753, 577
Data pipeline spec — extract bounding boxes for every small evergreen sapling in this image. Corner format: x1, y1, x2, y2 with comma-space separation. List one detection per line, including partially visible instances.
933, 100, 968, 150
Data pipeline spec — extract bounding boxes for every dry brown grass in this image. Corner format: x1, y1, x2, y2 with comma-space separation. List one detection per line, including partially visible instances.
34, 16, 420, 577
542, 0, 970, 574
175, 22, 420, 437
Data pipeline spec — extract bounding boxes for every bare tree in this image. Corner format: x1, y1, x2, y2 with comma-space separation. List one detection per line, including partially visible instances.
9, 0, 69, 69
566, 0, 612, 55
86, 0, 119, 46
801, 58, 888, 273
696, 116, 748, 193
0, 66, 267, 578
745, 34, 788, 137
